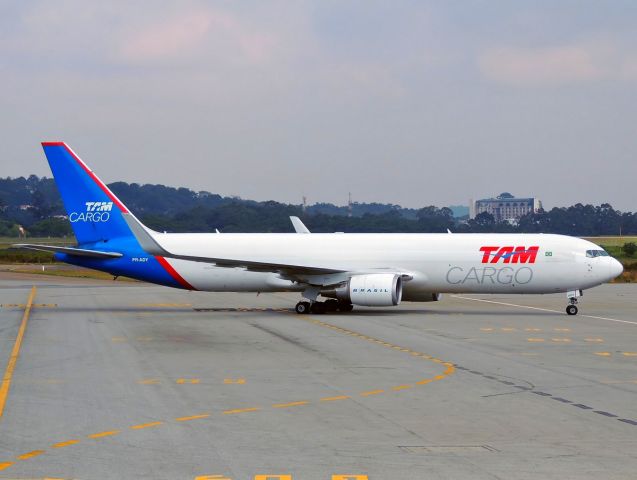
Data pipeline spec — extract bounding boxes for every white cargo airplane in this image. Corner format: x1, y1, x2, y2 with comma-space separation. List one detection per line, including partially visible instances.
14, 142, 623, 316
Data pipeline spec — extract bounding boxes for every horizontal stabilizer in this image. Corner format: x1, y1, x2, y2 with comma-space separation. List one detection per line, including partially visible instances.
290, 216, 311, 234
12, 244, 123, 259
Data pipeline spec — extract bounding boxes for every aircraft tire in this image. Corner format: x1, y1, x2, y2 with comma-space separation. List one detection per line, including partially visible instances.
295, 301, 311, 314
338, 302, 354, 312
566, 305, 578, 316
324, 299, 339, 312
310, 302, 326, 314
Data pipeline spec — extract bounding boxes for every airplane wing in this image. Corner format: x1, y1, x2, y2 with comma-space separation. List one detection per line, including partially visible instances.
122, 213, 415, 288
290, 216, 311, 234
11, 244, 123, 259
122, 213, 344, 276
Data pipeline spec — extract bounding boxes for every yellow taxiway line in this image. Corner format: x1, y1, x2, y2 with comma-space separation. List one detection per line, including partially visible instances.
0, 286, 36, 421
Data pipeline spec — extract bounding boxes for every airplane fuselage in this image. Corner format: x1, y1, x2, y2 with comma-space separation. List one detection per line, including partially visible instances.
59, 232, 621, 299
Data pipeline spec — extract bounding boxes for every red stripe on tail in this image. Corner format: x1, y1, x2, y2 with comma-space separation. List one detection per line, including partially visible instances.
41, 142, 129, 213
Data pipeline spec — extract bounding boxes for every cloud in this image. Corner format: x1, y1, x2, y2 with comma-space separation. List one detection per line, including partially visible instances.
478, 44, 607, 87
120, 9, 277, 66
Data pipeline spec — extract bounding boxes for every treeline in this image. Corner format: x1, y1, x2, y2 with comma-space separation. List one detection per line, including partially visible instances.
1, 175, 636, 238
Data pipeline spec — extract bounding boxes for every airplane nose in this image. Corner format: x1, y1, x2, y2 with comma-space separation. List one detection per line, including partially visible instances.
609, 258, 624, 279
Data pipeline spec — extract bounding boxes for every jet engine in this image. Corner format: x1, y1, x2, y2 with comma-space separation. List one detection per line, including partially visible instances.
323, 273, 403, 307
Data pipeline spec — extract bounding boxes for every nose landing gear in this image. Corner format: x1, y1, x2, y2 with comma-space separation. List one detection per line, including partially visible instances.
565, 289, 582, 316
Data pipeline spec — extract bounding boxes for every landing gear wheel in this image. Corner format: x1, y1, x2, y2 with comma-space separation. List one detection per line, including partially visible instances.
295, 301, 311, 314
566, 305, 578, 316
310, 302, 326, 314
337, 302, 354, 312
324, 299, 339, 312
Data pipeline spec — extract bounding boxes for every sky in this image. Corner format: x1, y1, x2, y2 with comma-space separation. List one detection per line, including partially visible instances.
1, 1, 636, 210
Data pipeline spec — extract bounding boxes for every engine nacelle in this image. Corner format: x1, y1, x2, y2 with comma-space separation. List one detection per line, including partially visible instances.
327, 273, 403, 307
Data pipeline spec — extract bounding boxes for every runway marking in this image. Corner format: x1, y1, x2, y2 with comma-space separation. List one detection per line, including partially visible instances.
501, 327, 516, 332
551, 338, 571, 343
320, 395, 350, 402
222, 407, 260, 415
17, 450, 44, 460
585, 338, 604, 342
0, 462, 12, 471
138, 379, 160, 385
392, 384, 413, 391
593, 352, 637, 357
52, 439, 80, 448
554, 328, 571, 332
130, 421, 163, 430
452, 295, 637, 326
601, 379, 637, 385
359, 389, 384, 396
0, 286, 36, 421
176, 414, 211, 422
87, 430, 120, 439
527, 338, 545, 342
223, 378, 246, 384
176, 378, 200, 384
525, 328, 542, 332
272, 401, 308, 409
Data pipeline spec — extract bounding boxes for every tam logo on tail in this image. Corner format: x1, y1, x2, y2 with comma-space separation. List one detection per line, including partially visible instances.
69, 201, 114, 223
85, 201, 113, 212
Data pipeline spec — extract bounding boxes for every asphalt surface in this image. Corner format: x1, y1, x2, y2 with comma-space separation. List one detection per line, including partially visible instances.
0, 272, 636, 480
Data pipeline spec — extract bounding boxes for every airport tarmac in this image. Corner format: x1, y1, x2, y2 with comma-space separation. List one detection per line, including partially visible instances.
0, 273, 636, 480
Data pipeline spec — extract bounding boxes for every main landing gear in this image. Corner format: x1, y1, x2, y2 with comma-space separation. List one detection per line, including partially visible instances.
295, 300, 353, 314
565, 289, 582, 316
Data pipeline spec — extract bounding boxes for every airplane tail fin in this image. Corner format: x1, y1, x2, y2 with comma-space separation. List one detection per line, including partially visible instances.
41, 142, 136, 246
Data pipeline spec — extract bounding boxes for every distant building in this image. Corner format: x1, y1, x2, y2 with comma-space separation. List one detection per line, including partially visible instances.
471, 192, 542, 223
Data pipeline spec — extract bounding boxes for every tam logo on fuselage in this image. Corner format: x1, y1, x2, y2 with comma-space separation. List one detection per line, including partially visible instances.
445, 245, 540, 285
479, 246, 539, 264
69, 201, 113, 223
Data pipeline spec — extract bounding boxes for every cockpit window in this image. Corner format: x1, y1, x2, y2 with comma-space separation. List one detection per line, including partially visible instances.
586, 249, 609, 258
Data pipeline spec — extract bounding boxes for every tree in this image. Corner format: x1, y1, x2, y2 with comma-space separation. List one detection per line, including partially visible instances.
467, 211, 495, 232
30, 189, 52, 219
416, 206, 454, 232
622, 242, 637, 257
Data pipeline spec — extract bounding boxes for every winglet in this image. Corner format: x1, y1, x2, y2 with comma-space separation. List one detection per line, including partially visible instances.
122, 213, 169, 256
290, 216, 310, 234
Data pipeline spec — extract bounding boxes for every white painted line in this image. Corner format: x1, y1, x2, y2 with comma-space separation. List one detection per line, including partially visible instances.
451, 295, 637, 326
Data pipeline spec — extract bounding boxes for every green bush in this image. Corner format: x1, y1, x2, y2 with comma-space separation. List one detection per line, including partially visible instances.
0, 249, 56, 263
622, 242, 637, 257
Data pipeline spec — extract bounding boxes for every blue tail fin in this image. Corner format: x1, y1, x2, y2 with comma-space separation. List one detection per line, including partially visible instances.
42, 142, 133, 246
